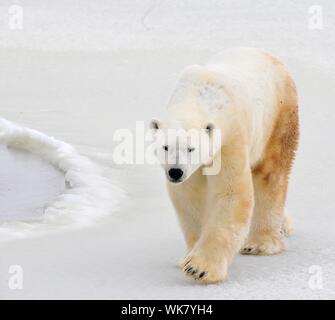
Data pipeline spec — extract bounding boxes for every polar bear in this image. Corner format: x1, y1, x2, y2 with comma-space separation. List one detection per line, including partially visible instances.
150, 47, 299, 284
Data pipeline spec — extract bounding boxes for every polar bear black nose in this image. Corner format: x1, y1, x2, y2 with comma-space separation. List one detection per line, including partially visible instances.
168, 168, 184, 182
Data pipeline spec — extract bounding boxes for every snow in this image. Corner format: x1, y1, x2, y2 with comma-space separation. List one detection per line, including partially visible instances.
0, 118, 123, 241
0, 0, 335, 299
0, 144, 64, 222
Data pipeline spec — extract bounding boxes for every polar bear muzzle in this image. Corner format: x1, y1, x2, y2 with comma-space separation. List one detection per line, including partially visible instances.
167, 167, 184, 183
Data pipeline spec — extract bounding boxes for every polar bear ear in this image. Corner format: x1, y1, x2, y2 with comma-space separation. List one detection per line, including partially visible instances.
150, 119, 160, 131
205, 123, 215, 136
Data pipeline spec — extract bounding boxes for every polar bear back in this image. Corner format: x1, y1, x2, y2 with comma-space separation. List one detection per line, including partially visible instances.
165, 47, 295, 165
209, 48, 285, 163
211, 47, 294, 164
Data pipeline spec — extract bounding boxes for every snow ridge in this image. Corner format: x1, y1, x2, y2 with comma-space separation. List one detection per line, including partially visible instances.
0, 117, 124, 241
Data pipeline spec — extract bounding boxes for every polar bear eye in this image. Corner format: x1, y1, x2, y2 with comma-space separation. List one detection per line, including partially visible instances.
163, 145, 169, 151
187, 147, 195, 153
205, 123, 215, 135
150, 119, 160, 130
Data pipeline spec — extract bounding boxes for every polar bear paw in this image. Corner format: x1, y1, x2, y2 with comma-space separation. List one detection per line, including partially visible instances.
240, 236, 285, 255
281, 213, 294, 237
181, 252, 228, 284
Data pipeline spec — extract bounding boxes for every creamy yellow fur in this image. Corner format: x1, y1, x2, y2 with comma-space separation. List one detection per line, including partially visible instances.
159, 48, 299, 284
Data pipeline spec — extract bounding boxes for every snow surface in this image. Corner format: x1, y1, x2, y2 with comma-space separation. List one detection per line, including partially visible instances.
0, 118, 123, 241
0, 144, 64, 222
0, 0, 335, 299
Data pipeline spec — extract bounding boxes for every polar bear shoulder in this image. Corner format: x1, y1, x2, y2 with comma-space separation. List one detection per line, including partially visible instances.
165, 47, 297, 165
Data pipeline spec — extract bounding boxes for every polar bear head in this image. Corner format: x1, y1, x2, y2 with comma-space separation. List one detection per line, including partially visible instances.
150, 65, 229, 183
150, 118, 221, 184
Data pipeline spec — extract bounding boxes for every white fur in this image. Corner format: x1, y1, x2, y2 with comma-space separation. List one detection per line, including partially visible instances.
207, 48, 280, 165
164, 47, 280, 166
154, 48, 296, 283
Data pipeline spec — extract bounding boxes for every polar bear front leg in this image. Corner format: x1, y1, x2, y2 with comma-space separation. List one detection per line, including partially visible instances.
167, 188, 203, 268
182, 162, 254, 284
176, 222, 201, 269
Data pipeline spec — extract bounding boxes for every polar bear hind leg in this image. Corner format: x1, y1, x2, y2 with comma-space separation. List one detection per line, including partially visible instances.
281, 209, 294, 237
241, 75, 299, 255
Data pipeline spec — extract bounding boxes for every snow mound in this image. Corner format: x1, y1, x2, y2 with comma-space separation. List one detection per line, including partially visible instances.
0, 117, 124, 241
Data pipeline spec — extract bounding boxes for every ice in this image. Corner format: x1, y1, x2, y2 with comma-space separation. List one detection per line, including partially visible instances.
0, 117, 124, 241
0, 145, 64, 222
